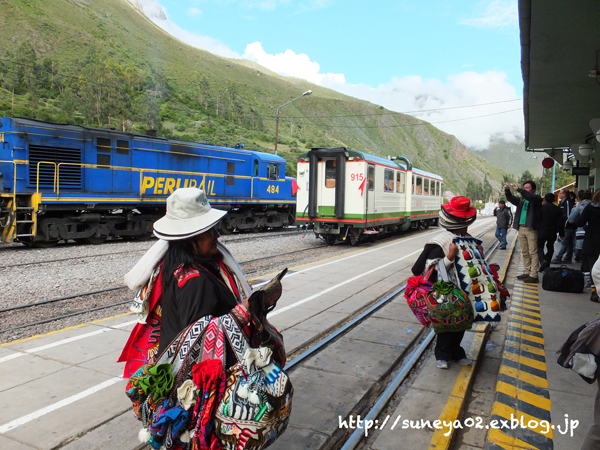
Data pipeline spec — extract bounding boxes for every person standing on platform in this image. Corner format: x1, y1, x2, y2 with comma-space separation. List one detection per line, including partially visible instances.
576, 190, 600, 302
505, 181, 543, 283
571, 190, 592, 264
493, 200, 512, 250
552, 189, 576, 264
412, 196, 506, 369
537, 193, 564, 272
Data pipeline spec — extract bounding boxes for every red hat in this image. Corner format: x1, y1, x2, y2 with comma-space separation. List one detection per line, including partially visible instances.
441, 196, 476, 219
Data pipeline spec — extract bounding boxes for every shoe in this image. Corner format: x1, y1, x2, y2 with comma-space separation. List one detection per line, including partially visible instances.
499, 246, 507, 250
574, 258, 581, 263
523, 276, 539, 284
551, 258, 562, 264
538, 262, 549, 272
437, 360, 449, 369
516, 274, 529, 280
458, 358, 472, 366
590, 292, 599, 303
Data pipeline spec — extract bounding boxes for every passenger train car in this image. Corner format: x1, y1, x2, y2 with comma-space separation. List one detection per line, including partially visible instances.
296, 147, 443, 245
0, 117, 296, 247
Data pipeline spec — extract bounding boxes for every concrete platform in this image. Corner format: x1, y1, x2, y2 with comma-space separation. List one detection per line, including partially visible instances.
0, 218, 499, 449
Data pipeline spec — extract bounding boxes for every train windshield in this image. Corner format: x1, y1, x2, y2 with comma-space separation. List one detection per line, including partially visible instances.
267, 163, 279, 180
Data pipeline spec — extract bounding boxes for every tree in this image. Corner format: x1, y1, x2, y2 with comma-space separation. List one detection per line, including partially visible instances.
519, 170, 535, 187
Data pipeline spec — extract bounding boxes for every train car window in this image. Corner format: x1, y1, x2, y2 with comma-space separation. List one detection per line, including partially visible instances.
412, 175, 415, 194
267, 164, 278, 180
384, 169, 394, 192
226, 162, 235, 186
325, 160, 336, 188
397, 172, 405, 193
436, 181, 440, 196
116, 140, 130, 155
253, 160, 259, 177
96, 138, 111, 168
423, 179, 429, 195
368, 165, 375, 191
416, 176, 423, 194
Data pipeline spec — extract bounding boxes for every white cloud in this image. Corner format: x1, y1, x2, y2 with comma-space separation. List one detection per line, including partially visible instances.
128, 0, 240, 58
128, 0, 523, 150
243, 41, 523, 149
187, 7, 203, 16
243, 41, 345, 85
459, 0, 518, 29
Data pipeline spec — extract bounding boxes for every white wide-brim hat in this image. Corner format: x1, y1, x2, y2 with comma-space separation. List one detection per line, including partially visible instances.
153, 188, 227, 241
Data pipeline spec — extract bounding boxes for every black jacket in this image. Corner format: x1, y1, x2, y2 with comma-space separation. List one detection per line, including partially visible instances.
505, 188, 543, 230
494, 206, 512, 228
537, 202, 564, 238
158, 259, 239, 356
559, 198, 575, 228
577, 202, 600, 255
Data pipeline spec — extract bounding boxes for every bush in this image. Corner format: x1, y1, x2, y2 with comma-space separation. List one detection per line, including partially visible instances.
175, 124, 185, 132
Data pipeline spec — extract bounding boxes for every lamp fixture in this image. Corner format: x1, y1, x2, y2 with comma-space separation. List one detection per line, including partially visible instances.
591, 118, 600, 143
563, 160, 573, 170
579, 144, 594, 156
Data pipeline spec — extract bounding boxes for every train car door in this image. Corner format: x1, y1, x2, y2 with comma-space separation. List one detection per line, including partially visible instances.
113, 139, 132, 193
92, 136, 113, 193
318, 158, 337, 217
366, 164, 375, 222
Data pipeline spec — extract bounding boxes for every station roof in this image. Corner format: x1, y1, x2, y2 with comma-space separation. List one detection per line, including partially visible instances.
521, 0, 600, 150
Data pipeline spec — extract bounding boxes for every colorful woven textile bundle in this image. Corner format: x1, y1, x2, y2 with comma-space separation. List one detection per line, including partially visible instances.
426, 280, 474, 333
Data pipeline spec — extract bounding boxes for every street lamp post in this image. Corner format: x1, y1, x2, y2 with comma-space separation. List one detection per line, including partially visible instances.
275, 90, 312, 155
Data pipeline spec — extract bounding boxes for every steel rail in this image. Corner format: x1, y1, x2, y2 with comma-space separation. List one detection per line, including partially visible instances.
340, 224, 498, 450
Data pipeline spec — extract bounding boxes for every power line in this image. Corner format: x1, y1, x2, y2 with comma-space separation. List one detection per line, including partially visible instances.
280, 99, 523, 119
315, 108, 523, 129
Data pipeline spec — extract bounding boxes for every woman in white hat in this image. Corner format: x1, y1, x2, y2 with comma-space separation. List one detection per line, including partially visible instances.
118, 188, 253, 376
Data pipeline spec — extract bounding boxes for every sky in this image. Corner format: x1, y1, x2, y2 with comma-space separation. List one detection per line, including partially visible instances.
128, 0, 524, 150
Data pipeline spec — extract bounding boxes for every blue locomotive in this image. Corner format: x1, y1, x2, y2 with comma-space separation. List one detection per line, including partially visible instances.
0, 117, 296, 247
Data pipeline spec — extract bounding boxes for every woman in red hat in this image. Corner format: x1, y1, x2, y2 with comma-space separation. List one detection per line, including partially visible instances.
412, 196, 505, 369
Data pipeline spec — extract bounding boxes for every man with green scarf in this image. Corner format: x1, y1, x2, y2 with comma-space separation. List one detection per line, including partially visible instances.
505, 180, 543, 283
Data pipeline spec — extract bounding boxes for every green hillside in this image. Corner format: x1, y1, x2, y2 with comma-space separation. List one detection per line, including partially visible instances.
0, 0, 511, 196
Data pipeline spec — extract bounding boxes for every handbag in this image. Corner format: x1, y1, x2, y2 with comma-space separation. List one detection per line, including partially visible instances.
426, 272, 474, 334
542, 265, 584, 293
404, 264, 435, 326
214, 315, 293, 450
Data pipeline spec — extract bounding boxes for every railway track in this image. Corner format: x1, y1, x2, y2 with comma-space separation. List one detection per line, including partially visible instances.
0, 243, 329, 334
277, 224, 503, 450
0, 228, 300, 269
0, 223, 497, 350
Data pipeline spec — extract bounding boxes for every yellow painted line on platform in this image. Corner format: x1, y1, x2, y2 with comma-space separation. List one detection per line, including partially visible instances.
511, 300, 541, 311
487, 424, 545, 450
499, 229, 518, 284
0, 312, 134, 347
496, 380, 552, 411
499, 364, 548, 389
429, 329, 488, 450
486, 259, 553, 449
506, 330, 545, 346
504, 339, 545, 356
512, 315, 542, 326
489, 401, 553, 438
503, 350, 547, 372
507, 321, 544, 336
510, 306, 541, 318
